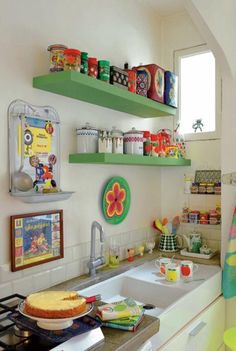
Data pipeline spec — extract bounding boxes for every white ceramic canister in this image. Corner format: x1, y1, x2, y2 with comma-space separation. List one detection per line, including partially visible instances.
76, 123, 99, 153
124, 127, 144, 155
111, 126, 123, 154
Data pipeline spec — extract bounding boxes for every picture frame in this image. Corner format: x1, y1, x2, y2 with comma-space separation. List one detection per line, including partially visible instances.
10, 210, 63, 271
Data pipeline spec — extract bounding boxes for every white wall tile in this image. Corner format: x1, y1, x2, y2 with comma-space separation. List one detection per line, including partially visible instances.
13, 277, 34, 296
65, 261, 81, 280
0, 263, 22, 283
0, 282, 13, 298
50, 266, 66, 285
33, 271, 51, 291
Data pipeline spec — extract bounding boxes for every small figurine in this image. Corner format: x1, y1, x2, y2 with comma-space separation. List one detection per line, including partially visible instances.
127, 248, 135, 262
146, 241, 155, 254
137, 245, 145, 257
192, 119, 204, 132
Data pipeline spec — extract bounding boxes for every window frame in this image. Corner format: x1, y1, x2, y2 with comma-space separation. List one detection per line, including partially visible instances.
174, 44, 221, 141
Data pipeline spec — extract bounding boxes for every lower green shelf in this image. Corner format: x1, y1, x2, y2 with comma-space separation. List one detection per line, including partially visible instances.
69, 153, 191, 166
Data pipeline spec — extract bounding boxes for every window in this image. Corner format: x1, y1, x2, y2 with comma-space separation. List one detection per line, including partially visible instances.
174, 45, 221, 140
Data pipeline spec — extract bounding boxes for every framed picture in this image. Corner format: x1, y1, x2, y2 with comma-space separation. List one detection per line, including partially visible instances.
10, 210, 63, 271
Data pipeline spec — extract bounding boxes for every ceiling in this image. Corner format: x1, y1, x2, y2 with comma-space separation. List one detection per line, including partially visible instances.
145, 0, 185, 16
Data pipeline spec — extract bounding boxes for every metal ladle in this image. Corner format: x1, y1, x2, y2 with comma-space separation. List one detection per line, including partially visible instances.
12, 115, 33, 192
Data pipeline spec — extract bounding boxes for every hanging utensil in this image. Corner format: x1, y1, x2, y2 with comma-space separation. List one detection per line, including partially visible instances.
12, 115, 33, 192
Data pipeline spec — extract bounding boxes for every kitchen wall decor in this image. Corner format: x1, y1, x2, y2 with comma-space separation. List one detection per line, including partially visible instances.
8, 100, 74, 203
102, 176, 131, 224
10, 210, 63, 271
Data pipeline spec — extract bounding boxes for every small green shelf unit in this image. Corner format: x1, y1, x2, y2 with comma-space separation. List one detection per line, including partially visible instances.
33, 71, 177, 118
69, 153, 191, 167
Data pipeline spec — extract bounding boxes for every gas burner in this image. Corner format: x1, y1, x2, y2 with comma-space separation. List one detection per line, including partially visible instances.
13, 326, 32, 338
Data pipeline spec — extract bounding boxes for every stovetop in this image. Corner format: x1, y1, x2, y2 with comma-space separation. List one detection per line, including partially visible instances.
0, 294, 56, 351
0, 294, 104, 351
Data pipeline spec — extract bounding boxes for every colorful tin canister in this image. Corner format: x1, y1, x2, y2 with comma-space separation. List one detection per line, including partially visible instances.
136, 70, 148, 97
80, 52, 88, 74
124, 63, 136, 93
164, 71, 178, 108
63, 49, 81, 71
88, 57, 98, 78
98, 60, 110, 82
110, 66, 128, 89
135, 64, 165, 102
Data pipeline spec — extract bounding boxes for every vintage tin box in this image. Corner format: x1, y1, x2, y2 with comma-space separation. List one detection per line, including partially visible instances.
164, 71, 178, 108
134, 64, 165, 102
110, 66, 128, 90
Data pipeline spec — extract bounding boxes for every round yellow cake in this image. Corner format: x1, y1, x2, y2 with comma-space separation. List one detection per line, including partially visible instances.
24, 291, 86, 319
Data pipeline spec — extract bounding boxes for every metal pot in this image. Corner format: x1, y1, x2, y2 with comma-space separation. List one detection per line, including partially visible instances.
124, 127, 143, 155
76, 123, 99, 153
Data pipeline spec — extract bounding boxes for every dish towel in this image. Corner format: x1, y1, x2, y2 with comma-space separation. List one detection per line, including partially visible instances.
222, 207, 236, 298
96, 298, 142, 321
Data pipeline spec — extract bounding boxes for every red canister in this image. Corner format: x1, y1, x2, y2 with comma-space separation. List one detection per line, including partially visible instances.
199, 212, 209, 224
88, 57, 98, 78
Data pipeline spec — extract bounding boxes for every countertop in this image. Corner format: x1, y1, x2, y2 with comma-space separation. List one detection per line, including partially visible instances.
50, 249, 220, 351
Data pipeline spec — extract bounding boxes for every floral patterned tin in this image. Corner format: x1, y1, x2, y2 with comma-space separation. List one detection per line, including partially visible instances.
110, 66, 128, 89
47, 44, 68, 72
135, 70, 148, 97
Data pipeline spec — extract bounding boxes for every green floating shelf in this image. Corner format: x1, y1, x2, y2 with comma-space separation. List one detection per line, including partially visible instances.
33, 71, 177, 118
69, 153, 191, 167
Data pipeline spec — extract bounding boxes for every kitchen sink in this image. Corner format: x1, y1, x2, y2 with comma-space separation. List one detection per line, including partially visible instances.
77, 258, 221, 349
80, 275, 186, 314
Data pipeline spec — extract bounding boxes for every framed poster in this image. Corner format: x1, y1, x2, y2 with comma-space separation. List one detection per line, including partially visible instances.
10, 210, 63, 271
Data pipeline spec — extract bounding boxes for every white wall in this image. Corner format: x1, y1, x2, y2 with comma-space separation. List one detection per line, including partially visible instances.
0, 0, 166, 294
160, 11, 221, 231
185, 0, 236, 331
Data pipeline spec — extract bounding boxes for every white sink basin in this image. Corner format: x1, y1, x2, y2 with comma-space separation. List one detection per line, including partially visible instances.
79, 258, 222, 349
80, 275, 186, 314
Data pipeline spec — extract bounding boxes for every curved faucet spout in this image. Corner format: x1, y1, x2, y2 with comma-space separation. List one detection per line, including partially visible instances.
88, 221, 106, 276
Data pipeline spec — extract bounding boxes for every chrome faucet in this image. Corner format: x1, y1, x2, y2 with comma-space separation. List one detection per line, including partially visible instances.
87, 221, 106, 277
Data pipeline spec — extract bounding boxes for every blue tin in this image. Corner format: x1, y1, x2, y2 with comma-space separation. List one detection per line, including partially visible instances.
164, 71, 178, 108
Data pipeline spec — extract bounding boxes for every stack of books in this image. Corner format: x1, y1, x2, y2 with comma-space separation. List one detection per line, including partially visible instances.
96, 297, 144, 331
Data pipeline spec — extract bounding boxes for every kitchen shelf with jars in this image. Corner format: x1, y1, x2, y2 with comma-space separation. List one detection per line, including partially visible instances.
69, 125, 191, 167
181, 170, 221, 228
33, 44, 178, 118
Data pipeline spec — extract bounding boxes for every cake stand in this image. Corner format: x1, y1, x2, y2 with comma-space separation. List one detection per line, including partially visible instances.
18, 301, 93, 330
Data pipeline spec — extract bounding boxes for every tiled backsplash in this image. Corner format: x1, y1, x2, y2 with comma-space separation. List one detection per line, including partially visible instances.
0, 227, 156, 298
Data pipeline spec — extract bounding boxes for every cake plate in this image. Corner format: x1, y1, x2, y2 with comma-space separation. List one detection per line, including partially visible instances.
18, 301, 93, 330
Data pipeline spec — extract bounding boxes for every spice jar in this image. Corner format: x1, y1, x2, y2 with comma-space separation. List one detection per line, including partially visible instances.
143, 131, 151, 156
182, 206, 189, 223
88, 57, 98, 78
98, 130, 112, 153
199, 211, 209, 224
209, 210, 218, 225
191, 182, 199, 194
47, 44, 68, 72
80, 52, 88, 74
151, 134, 159, 157
198, 182, 207, 194
206, 183, 214, 194
189, 210, 200, 224
111, 127, 123, 154
64, 49, 81, 71
98, 60, 110, 82
214, 182, 221, 195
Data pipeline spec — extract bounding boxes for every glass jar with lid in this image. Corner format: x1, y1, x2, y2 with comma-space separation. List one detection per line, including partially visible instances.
47, 44, 68, 72
111, 127, 123, 154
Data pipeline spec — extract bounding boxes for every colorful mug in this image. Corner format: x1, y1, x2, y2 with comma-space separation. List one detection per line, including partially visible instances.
155, 257, 172, 275
165, 263, 180, 282
180, 260, 198, 280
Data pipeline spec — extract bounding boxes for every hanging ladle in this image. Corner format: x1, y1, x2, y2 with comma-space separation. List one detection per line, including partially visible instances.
12, 115, 33, 191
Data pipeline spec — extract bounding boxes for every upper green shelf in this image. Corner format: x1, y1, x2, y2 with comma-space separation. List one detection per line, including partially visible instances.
69, 153, 191, 167
33, 71, 177, 118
